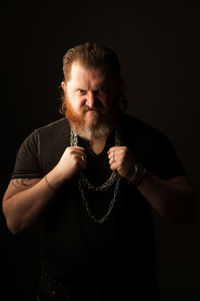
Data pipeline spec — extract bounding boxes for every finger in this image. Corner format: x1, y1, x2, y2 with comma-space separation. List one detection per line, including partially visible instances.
80, 154, 87, 168
108, 152, 118, 164
108, 146, 121, 154
74, 152, 87, 163
108, 146, 128, 153
72, 146, 86, 154
108, 153, 117, 163
73, 146, 85, 151
109, 161, 118, 171
79, 154, 87, 162
68, 146, 85, 156
73, 148, 86, 159
108, 152, 114, 161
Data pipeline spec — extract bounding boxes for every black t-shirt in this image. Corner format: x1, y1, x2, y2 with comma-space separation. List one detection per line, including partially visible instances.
11, 114, 185, 291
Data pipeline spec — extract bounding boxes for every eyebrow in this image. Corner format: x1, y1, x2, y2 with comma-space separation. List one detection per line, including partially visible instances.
74, 88, 84, 91
73, 83, 108, 91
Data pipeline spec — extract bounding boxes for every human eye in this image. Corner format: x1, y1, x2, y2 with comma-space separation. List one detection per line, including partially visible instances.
76, 89, 85, 95
97, 87, 107, 95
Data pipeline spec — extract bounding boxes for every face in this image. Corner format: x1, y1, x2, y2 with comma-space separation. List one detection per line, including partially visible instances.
61, 61, 119, 139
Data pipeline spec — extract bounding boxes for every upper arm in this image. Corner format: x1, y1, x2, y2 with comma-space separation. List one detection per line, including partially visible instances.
167, 175, 196, 194
4, 129, 43, 202
3, 178, 42, 202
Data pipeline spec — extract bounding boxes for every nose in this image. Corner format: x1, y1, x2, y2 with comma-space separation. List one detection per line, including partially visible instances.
85, 91, 96, 108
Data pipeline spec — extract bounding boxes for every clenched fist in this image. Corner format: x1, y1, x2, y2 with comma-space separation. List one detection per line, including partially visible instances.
56, 146, 87, 180
108, 146, 135, 181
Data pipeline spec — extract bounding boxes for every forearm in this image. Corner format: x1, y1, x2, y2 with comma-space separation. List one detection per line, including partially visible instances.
3, 146, 87, 234
136, 172, 197, 224
3, 168, 65, 234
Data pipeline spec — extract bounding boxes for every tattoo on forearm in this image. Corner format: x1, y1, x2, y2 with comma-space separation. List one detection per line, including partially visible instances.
11, 178, 33, 188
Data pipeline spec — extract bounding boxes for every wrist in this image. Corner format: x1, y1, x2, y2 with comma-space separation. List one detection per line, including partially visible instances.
44, 175, 57, 192
44, 166, 67, 192
128, 162, 147, 186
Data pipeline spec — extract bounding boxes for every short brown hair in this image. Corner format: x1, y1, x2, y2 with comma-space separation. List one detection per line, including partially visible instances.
63, 41, 120, 81
59, 41, 128, 114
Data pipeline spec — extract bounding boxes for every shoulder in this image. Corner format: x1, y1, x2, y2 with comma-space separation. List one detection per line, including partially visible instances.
19, 117, 70, 157
24, 118, 71, 173
120, 113, 166, 141
120, 114, 185, 178
35, 117, 69, 137
20, 118, 70, 150
120, 113, 175, 162
35, 117, 71, 156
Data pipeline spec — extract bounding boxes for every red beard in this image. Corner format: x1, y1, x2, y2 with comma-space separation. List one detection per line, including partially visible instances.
64, 95, 112, 136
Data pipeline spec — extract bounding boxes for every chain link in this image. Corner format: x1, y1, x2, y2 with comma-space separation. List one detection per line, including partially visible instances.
70, 127, 121, 223
79, 175, 120, 223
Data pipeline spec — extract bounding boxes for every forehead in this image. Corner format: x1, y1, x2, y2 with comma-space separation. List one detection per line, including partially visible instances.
69, 61, 112, 84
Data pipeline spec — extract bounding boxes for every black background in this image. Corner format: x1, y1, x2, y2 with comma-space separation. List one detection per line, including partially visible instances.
1, 1, 199, 300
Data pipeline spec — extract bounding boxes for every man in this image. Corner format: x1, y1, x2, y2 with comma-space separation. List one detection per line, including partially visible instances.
2, 41, 197, 301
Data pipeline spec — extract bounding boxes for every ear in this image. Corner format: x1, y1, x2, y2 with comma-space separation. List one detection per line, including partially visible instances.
61, 81, 66, 91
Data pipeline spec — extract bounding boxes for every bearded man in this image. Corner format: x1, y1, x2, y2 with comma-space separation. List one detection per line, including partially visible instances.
2, 41, 197, 301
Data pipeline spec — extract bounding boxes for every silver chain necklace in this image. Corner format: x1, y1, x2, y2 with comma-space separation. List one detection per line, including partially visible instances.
70, 127, 121, 223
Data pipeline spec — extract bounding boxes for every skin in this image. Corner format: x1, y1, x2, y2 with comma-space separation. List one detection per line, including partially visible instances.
107, 146, 197, 224
61, 61, 119, 151
62, 61, 118, 124
2, 61, 198, 234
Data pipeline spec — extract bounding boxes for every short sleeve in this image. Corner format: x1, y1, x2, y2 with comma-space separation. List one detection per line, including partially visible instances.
11, 129, 42, 179
149, 130, 185, 180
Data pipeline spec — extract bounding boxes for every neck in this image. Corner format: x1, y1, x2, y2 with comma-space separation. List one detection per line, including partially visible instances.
89, 136, 107, 155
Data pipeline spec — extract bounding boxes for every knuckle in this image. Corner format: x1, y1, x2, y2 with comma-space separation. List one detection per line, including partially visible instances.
72, 156, 78, 164
67, 147, 73, 154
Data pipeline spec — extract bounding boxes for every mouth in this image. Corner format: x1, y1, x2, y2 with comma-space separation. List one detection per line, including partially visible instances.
84, 108, 100, 115
83, 103, 104, 113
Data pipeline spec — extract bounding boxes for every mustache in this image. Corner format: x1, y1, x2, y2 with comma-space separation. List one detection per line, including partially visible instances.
83, 105, 104, 113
